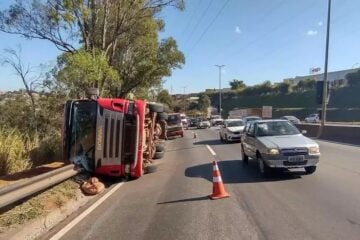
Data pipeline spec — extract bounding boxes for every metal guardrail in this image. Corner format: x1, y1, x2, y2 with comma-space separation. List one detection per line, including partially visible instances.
0, 164, 79, 209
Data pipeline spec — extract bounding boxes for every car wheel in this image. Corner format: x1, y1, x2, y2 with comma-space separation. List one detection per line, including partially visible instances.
305, 166, 317, 174
241, 144, 248, 164
258, 155, 271, 177
224, 134, 228, 143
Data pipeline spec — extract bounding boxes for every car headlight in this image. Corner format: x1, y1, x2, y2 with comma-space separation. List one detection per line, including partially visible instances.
309, 146, 320, 154
267, 148, 279, 155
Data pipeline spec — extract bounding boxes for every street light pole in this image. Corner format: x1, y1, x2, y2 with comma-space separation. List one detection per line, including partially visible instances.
215, 65, 225, 117
319, 0, 331, 137
181, 86, 187, 113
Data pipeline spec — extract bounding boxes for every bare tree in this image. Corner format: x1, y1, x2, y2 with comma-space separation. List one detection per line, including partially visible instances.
1, 46, 42, 134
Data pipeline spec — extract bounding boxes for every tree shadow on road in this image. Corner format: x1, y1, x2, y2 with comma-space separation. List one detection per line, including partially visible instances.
185, 159, 303, 184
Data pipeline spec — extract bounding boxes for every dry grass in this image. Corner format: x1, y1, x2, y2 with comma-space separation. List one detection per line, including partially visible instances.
0, 179, 79, 232
0, 128, 35, 176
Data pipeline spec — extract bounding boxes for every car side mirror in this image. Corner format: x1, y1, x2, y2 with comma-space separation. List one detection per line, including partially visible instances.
301, 130, 307, 134
246, 132, 254, 137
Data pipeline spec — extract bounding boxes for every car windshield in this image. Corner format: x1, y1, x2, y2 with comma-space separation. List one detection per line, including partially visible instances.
256, 121, 300, 136
227, 121, 244, 127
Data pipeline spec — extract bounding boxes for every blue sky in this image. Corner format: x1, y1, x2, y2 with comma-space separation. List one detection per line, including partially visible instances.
1, 0, 360, 94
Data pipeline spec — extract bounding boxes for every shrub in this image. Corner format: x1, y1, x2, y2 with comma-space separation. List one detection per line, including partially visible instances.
0, 128, 33, 176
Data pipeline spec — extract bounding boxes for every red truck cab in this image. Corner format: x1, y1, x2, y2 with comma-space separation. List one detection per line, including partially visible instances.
63, 98, 147, 178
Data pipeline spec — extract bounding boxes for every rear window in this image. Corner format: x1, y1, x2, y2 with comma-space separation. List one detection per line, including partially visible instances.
167, 114, 181, 124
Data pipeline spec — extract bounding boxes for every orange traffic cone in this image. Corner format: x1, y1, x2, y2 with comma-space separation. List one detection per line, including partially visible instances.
209, 161, 230, 200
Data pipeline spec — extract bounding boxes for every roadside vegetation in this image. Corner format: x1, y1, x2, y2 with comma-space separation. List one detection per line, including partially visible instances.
0, 179, 79, 232
207, 70, 360, 120
0, 0, 185, 175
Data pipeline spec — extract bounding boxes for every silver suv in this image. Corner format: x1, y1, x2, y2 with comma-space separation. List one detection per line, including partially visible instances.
241, 119, 320, 176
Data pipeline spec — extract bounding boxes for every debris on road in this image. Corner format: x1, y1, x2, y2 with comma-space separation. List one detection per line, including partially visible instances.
80, 177, 105, 195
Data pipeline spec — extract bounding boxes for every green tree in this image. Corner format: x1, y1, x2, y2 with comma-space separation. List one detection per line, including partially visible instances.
229, 79, 246, 90
157, 89, 173, 108
277, 82, 292, 94
0, 0, 185, 96
197, 93, 210, 112
346, 70, 360, 86
54, 49, 120, 97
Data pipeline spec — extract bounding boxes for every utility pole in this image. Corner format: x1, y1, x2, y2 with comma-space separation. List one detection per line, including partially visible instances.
181, 86, 187, 113
215, 65, 225, 117
319, 0, 331, 137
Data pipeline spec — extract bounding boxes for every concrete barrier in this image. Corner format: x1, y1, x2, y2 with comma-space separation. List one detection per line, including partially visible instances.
295, 123, 360, 145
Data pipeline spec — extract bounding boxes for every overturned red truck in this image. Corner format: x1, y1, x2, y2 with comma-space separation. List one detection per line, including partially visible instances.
62, 92, 167, 179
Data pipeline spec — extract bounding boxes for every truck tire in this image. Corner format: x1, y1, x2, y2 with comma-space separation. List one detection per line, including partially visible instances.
156, 144, 165, 152
148, 103, 164, 113
157, 112, 168, 121
154, 151, 165, 159
305, 166, 317, 174
145, 165, 157, 174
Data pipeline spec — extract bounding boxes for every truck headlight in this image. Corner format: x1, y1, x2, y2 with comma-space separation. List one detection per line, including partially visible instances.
309, 146, 320, 154
267, 148, 279, 155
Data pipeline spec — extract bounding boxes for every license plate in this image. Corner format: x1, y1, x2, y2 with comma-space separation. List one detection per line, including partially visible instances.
288, 155, 305, 162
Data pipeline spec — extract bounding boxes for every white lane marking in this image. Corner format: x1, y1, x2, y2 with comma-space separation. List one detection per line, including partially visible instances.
206, 145, 216, 156
50, 182, 124, 240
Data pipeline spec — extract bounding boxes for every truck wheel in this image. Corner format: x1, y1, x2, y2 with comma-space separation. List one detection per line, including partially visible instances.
145, 165, 157, 174
156, 144, 165, 152
148, 103, 164, 113
157, 112, 168, 121
154, 151, 165, 159
241, 145, 248, 164
305, 166, 317, 174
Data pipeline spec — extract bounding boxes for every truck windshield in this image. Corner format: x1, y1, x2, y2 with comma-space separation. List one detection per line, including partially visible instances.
69, 101, 97, 171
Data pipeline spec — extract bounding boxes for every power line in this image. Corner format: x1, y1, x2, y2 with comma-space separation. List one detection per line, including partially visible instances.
180, 0, 204, 37
189, 0, 231, 52
183, 0, 215, 49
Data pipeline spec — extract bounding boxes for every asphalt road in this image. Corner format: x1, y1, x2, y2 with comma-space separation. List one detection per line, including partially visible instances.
52, 127, 360, 240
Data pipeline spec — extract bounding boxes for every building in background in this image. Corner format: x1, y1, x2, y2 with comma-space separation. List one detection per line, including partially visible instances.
284, 69, 357, 87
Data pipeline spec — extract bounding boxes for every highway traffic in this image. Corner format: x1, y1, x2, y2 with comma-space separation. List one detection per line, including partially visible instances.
46, 127, 360, 240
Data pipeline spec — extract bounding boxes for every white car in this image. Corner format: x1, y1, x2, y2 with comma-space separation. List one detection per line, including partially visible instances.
305, 114, 320, 123
220, 119, 245, 142
197, 119, 211, 129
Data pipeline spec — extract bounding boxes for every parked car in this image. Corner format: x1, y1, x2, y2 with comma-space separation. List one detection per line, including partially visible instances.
280, 115, 301, 124
188, 118, 198, 128
166, 113, 184, 138
197, 118, 211, 129
211, 118, 224, 126
220, 119, 244, 142
241, 119, 320, 176
180, 113, 188, 129
242, 116, 262, 125
305, 114, 320, 123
